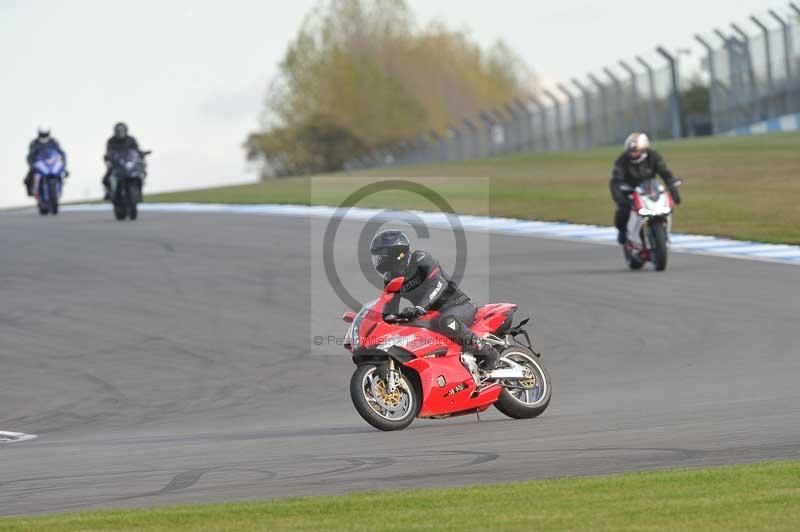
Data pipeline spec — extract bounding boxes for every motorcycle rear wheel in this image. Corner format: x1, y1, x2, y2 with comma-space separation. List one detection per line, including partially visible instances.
350, 364, 418, 431
494, 347, 552, 419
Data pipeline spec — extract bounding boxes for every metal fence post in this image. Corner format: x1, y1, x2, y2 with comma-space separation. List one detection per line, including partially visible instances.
543, 90, 563, 151
529, 95, 550, 152
604, 67, 625, 142
619, 60, 641, 132
491, 108, 511, 154
769, 9, 794, 115
656, 47, 684, 138
446, 125, 462, 162
694, 35, 719, 134
731, 23, 760, 122
479, 112, 496, 158
572, 79, 593, 148
514, 99, 534, 152
635, 56, 659, 137
558, 84, 578, 150
504, 103, 521, 152
588, 74, 610, 144
751, 16, 776, 118
462, 119, 479, 160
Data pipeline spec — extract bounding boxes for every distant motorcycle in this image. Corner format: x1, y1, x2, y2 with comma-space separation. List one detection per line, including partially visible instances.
109, 149, 150, 221
32, 148, 67, 216
619, 178, 683, 271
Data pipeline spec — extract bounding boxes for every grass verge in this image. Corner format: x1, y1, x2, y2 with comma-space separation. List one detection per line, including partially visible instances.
2, 460, 800, 531
148, 132, 800, 244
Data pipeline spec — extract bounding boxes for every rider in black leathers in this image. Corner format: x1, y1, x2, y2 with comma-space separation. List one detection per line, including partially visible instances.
370, 230, 500, 371
102, 122, 140, 199
610, 132, 682, 244
24, 126, 66, 196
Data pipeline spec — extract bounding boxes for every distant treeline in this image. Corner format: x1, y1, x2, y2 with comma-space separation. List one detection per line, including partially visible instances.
246, 0, 534, 176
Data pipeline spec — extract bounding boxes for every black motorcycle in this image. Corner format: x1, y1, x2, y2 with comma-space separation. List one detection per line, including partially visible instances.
109, 149, 150, 221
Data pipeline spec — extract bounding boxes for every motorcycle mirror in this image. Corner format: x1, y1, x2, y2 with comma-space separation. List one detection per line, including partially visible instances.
672, 178, 683, 187
141, 150, 152, 156
385, 277, 405, 293
342, 311, 356, 323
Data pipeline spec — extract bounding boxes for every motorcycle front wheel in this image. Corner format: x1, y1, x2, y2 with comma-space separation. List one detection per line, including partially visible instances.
494, 347, 552, 419
48, 179, 59, 215
127, 181, 140, 220
349, 364, 418, 431
651, 223, 668, 271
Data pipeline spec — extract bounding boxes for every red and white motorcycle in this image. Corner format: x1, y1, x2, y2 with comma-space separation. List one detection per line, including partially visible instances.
619, 178, 683, 271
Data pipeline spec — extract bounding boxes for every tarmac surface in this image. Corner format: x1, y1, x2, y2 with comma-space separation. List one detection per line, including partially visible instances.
1, 210, 798, 515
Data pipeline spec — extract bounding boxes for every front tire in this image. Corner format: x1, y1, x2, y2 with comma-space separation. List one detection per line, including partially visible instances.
651, 222, 668, 271
350, 364, 418, 431
48, 179, 59, 215
494, 347, 552, 419
127, 181, 139, 220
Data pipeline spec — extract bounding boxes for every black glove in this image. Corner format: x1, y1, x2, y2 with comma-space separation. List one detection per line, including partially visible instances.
669, 186, 681, 205
398, 306, 426, 321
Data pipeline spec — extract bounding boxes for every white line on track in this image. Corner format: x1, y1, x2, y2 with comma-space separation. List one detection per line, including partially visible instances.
56, 203, 800, 266
0, 431, 38, 443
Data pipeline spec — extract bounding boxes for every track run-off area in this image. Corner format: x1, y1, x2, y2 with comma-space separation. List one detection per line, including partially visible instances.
0, 206, 798, 516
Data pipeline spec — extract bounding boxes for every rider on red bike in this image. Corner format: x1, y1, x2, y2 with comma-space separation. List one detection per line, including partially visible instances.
370, 230, 500, 371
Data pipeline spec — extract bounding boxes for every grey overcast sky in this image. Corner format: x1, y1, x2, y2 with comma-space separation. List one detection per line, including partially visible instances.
0, 0, 789, 208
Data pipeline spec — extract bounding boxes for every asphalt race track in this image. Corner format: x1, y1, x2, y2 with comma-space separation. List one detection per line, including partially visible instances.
1, 210, 799, 516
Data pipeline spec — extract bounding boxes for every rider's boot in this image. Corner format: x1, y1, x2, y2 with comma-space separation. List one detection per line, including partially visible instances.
474, 339, 500, 374
617, 229, 627, 245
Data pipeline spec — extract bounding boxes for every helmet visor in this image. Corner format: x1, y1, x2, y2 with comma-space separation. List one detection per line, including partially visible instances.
371, 249, 391, 272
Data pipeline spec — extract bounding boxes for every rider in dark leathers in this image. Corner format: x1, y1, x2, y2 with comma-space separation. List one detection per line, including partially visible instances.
24, 126, 66, 196
102, 122, 139, 199
370, 230, 500, 371
610, 132, 681, 244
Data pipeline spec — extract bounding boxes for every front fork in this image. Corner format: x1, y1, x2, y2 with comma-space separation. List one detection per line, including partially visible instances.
386, 359, 398, 393
639, 217, 670, 250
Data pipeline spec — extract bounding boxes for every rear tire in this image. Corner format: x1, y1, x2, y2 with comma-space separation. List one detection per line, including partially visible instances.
651, 223, 668, 271
350, 364, 418, 431
494, 347, 552, 419
625, 246, 644, 270
114, 201, 126, 221
48, 179, 59, 215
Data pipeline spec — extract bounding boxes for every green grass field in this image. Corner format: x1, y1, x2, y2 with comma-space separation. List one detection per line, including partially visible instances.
2, 460, 799, 531
148, 132, 800, 244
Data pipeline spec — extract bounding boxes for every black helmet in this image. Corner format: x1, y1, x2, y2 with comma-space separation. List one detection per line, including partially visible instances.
114, 122, 128, 139
370, 230, 411, 278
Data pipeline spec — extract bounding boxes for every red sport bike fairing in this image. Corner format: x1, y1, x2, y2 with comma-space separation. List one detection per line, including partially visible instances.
620, 177, 683, 271
342, 277, 552, 431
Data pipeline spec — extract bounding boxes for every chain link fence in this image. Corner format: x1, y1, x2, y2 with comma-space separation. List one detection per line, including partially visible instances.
346, 4, 800, 170
345, 48, 680, 170
698, 4, 800, 134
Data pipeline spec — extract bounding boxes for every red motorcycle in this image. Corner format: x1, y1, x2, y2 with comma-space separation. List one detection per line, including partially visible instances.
342, 277, 552, 431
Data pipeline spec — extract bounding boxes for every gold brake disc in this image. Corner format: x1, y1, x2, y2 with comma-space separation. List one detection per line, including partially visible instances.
374, 379, 402, 408
518, 368, 537, 389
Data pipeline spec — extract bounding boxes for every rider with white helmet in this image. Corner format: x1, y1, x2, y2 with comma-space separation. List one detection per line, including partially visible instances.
609, 132, 682, 244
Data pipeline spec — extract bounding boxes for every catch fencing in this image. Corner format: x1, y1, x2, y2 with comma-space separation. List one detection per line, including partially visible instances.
697, 4, 800, 134
346, 3, 800, 170
347, 50, 680, 169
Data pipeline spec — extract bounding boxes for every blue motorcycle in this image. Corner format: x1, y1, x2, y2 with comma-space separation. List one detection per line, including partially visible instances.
33, 148, 67, 216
